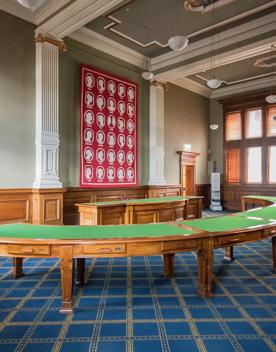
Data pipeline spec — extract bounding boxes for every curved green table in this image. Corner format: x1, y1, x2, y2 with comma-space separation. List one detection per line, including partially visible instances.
0, 202, 276, 313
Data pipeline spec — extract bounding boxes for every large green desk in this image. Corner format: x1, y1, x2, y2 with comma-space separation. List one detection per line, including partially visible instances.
0, 207, 276, 313
241, 195, 276, 210
76, 196, 203, 225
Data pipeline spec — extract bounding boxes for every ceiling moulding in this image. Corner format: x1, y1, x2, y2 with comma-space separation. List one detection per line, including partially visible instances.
33, 0, 72, 25
103, 0, 276, 53
171, 78, 212, 98
152, 11, 276, 71
211, 75, 276, 99
155, 34, 276, 81
36, 0, 125, 38
0, 0, 35, 23
69, 27, 147, 69
184, 0, 236, 13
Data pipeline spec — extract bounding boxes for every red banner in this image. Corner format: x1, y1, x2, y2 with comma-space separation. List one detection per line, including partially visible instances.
80, 64, 138, 188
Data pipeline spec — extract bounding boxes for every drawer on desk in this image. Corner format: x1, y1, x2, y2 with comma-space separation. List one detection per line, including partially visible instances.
218, 232, 260, 247
83, 243, 126, 254
8, 244, 50, 256
161, 239, 198, 251
264, 228, 276, 238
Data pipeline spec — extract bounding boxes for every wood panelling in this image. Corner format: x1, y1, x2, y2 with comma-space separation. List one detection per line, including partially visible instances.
0, 189, 32, 224
147, 185, 182, 198
64, 185, 182, 225
32, 189, 65, 225
196, 184, 210, 209
223, 184, 276, 210
0, 184, 208, 225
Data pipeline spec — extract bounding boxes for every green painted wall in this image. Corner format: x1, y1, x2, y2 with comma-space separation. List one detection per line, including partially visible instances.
59, 38, 150, 186
164, 84, 210, 185
0, 12, 35, 188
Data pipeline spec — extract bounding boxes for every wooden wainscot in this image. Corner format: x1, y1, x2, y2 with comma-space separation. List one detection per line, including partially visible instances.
32, 188, 66, 225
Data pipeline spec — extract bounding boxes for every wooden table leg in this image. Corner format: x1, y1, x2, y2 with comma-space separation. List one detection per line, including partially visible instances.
12, 258, 25, 279
60, 246, 74, 314
163, 253, 175, 277
272, 236, 276, 273
241, 198, 246, 211
223, 246, 235, 261
198, 239, 213, 297
75, 258, 86, 286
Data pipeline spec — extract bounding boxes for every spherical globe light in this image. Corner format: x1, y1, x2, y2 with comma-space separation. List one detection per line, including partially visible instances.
265, 94, 276, 104
206, 78, 223, 89
168, 35, 189, 52
141, 71, 153, 80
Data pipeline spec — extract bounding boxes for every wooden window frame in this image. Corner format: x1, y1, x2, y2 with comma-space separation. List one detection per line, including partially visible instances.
223, 97, 276, 187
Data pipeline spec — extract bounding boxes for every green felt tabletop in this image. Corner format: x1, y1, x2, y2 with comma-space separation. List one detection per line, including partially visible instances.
83, 196, 187, 206
243, 195, 276, 203
237, 206, 276, 220
180, 215, 273, 233
0, 223, 194, 240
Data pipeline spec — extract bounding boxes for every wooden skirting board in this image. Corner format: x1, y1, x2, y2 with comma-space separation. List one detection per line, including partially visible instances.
0, 184, 210, 225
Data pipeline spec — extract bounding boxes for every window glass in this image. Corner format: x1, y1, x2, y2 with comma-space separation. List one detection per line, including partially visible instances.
247, 147, 262, 183
245, 109, 262, 138
226, 112, 242, 141
269, 146, 276, 183
267, 106, 276, 137
226, 148, 240, 183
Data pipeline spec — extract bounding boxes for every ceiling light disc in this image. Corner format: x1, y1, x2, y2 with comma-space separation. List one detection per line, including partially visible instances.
206, 78, 223, 89
168, 35, 189, 51
265, 95, 276, 104
141, 71, 154, 80
210, 124, 219, 130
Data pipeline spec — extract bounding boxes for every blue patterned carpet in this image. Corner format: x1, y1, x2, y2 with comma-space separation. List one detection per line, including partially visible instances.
0, 241, 276, 352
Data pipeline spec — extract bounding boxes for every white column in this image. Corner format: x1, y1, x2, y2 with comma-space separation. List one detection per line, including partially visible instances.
33, 34, 65, 188
148, 81, 167, 185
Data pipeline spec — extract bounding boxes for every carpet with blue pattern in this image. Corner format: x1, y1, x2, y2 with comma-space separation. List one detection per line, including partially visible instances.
0, 240, 276, 351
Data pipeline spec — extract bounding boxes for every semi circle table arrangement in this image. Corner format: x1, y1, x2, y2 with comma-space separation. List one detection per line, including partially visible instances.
0, 195, 275, 313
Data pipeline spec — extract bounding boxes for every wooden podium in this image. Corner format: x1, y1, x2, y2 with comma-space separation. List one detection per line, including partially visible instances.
177, 151, 200, 196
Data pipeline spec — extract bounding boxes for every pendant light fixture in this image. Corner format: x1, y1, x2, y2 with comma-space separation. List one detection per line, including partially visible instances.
16, 0, 47, 9
206, 3, 223, 89
265, 45, 276, 104
168, 0, 189, 52
141, 57, 153, 80
141, 26, 154, 80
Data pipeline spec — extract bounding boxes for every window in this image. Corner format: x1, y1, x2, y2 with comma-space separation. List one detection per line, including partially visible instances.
268, 146, 276, 183
267, 105, 276, 137
247, 147, 262, 183
224, 102, 276, 186
245, 109, 262, 138
226, 148, 240, 184
226, 112, 242, 141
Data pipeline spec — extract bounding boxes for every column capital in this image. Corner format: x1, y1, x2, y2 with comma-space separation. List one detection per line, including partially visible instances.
35, 32, 67, 53
150, 80, 168, 90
